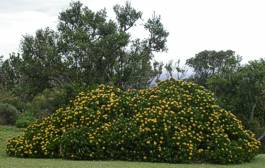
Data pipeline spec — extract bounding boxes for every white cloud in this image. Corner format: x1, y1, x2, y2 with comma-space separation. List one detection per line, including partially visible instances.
0, 0, 69, 15
0, 11, 58, 57
0, 0, 265, 63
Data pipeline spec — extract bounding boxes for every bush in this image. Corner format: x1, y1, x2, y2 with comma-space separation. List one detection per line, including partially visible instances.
6, 79, 260, 164
28, 84, 84, 119
28, 88, 67, 118
0, 103, 19, 125
0, 89, 26, 112
15, 112, 36, 128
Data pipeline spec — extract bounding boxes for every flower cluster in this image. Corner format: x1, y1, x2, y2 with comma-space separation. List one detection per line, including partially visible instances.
6, 79, 260, 164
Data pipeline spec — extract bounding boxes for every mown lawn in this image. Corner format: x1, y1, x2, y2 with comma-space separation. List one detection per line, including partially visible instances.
0, 125, 265, 168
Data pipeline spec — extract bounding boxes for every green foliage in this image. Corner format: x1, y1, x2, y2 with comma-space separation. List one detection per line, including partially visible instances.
207, 59, 265, 129
27, 84, 83, 118
0, 53, 22, 91
29, 88, 68, 118
1, 29, 65, 101
58, 1, 168, 89
60, 127, 94, 159
0, 55, 4, 87
206, 59, 265, 153
1, 1, 168, 101
15, 112, 36, 128
186, 50, 241, 85
7, 80, 260, 164
0, 89, 25, 112
0, 103, 19, 125
5, 126, 265, 167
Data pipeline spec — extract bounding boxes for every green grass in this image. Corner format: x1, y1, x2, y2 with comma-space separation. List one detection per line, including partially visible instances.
1, 125, 265, 168
0, 126, 23, 157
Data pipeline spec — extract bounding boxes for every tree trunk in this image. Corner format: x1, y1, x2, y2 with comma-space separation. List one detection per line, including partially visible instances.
250, 102, 257, 122
258, 130, 265, 141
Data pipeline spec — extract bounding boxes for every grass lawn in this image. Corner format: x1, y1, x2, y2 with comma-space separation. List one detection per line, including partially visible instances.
1, 125, 265, 168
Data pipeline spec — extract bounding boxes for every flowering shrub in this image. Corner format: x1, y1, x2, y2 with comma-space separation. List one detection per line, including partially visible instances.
6, 79, 260, 163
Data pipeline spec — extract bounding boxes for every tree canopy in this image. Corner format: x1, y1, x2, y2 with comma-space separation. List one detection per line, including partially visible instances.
0, 1, 168, 100
186, 50, 241, 85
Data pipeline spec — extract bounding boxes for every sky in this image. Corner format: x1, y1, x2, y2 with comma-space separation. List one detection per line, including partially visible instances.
0, 0, 265, 64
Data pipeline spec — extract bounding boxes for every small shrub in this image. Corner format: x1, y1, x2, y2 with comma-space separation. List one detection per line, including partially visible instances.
15, 112, 36, 128
0, 103, 19, 125
0, 89, 25, 112
29, 88, 68, 118
29, 84, 83, 119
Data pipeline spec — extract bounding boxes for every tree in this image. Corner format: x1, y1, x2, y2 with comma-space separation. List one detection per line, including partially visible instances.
0, 53, 22, 90
207, 59, 265, 131
165, 59, 187, 80
0, 55, 3, 67
234, 59, 265, 126
1, 1, 168, 101
58, 1, 168, 88
186, 50, 241, 85
165, 60, 173, 78
175, 59, 187, 80
2, 28, 65, 100
0, 56, 4, 88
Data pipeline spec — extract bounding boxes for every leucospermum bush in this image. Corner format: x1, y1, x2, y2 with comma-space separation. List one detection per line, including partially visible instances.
6, 79, 260, 164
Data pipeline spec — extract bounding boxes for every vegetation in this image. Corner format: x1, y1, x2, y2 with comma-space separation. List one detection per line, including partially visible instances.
186, 50, 241, 86
6, 80, 260, 164
1, 125, 265, 168
15, 112, 35, 128
0, 0, 265, 166
0, 1, 264, 141
0, 1, 168, 102
28, 87, 79, 118
186, 50, 265, 145
0, 103, 19, 125
207, 59, 265, 128
0, 89, 24, 112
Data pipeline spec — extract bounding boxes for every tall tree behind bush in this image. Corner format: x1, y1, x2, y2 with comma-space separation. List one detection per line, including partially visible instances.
1, 29, 65, 100
207, 59, 265, 130
58, 1, 168, 89
186, 50, 265, 134
1, 1, 168, 101
186, 50, 241, 86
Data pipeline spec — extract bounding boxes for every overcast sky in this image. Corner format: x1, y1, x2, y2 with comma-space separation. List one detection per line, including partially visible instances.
1, 0, 265, 63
